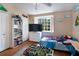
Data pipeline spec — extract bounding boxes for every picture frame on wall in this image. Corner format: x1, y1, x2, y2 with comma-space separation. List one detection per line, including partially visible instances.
75, 16, 79, 26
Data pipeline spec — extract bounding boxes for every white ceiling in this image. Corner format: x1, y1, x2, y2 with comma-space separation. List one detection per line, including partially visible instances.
11, 3, 79, 15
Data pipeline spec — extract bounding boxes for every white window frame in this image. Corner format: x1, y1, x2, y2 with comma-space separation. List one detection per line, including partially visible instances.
34, 15, 54, 32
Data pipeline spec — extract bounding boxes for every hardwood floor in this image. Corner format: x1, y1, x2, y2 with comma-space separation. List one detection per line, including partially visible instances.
0, 41, 37, 56
53, 50, 71, 56
0, 41, 70, 56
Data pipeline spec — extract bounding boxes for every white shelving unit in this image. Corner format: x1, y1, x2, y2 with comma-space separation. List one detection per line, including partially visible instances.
12, 15, 23, 47
12, 15, 29, 48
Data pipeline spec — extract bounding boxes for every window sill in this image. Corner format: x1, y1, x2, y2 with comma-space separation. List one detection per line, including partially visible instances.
42, 31, 54, 32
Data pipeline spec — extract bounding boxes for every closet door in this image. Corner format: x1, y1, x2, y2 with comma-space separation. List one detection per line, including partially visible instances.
0, 13, 10, 51
0, 14, 3, 51
2, 13, 10, 49
22, 17, 28, 41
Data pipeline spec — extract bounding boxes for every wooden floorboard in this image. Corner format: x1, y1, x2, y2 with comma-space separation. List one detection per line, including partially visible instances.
0, 41, 37, 56
0, 41, 70, 56
53, 50, 71, 56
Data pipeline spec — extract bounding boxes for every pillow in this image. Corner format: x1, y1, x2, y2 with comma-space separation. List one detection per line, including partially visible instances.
59, 35, 65, 42
64, 35, 72, 40
41, 37, 49, 41
55, 36, 60, 41
45, 36, 55, 40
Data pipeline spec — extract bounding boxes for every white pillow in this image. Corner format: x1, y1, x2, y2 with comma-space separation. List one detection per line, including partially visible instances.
41, 37, 49, 41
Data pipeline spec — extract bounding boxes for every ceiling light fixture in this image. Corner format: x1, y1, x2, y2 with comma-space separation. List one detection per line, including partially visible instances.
34, 3, 52, 10
43, 3, 52, 7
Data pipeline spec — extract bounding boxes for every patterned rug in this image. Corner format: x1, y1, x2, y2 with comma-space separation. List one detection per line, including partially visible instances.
13, 46, 54, 56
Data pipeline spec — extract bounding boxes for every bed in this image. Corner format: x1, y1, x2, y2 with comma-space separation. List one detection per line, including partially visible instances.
40, 35, 78, 55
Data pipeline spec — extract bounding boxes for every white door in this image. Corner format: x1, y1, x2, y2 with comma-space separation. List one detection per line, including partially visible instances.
22, 17, 28, 41
2, 13, 10, 49
0, 14, 3, 51
0, 13, 10, 52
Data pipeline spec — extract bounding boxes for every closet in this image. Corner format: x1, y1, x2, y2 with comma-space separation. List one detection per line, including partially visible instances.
0, 12, 29, 50
12, 15, 29, 47
0, 12, 11, 52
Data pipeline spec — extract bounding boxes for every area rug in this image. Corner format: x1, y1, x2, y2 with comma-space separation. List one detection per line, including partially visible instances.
13, 46, 54, 56
13, 47, 28, 56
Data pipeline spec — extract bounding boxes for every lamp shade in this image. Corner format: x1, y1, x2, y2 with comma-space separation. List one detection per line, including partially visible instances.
0, 4, 7, 11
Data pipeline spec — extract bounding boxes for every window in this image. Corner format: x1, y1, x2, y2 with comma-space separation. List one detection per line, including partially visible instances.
34, 15, 54, 32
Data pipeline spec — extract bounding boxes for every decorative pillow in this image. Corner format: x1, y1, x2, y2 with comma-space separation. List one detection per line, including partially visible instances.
58, 35, 65, 42
44, 36, 55, 40
41, 37, 49, 41
45, 36, 61, 41
64, 35, 72, 40
55, 36, 60, 41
